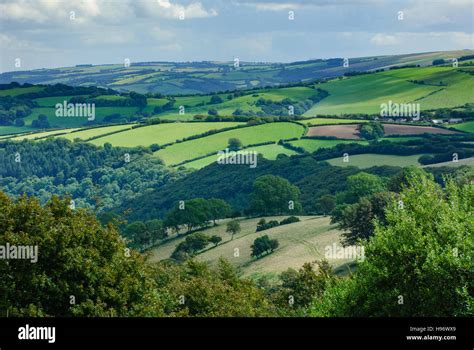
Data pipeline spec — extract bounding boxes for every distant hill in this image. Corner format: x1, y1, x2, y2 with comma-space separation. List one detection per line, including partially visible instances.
1, 50, 471, 95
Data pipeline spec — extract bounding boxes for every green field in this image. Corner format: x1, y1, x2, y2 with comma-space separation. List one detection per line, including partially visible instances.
0, 126, 35, 136
300, 118, 369, 126
452, 121, 474, 133
60, 124, 136, 141
380, 136, 425, 142
183, 143, 298, 169
154, 122, 305, 165
304, 66, 474, 116
0, 86, 44, 96
89, 122, 244, 147
33, 95, 81, 107
23, 106, 140, 128
147, 216, 353, 278
288, 139, 368, 153
12, 128, 79, 141
327, 153, 426, 168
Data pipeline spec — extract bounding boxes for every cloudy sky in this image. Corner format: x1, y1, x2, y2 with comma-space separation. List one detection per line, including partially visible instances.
0, 0, 472, 71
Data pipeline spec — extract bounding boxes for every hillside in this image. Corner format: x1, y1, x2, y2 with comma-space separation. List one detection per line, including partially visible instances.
147, 216, 354, 280
1, 51, 470, 95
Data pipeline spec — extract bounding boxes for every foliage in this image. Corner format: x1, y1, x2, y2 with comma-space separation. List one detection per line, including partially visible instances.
226, 220, 241, 240
312, 176, 473, 316
249, 175, 302, 215
0, 193, 163, 317
251, 235, 279, 258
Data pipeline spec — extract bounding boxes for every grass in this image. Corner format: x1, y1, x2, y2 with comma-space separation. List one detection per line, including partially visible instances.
299, 118, 369, 126
147, 216, 353, 277
60, 124, 137, 141
11, 128, 80, 141
380, 136, 425, 142
154, 122, 305, 165
327, 153, 426, 168
421, 157, 474, 168
0, 126, 35, 136
304, 66, 473, 116
182, 143, 298, 169
288, 139, 368, 153
89, 122, 244, 147
0, 86, 44, 97
23, 106, 140, 128
451, 121, 474, 133
33, 95, 81, 107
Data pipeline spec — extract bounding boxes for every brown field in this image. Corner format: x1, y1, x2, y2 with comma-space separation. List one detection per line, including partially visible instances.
383, 124, 459, 136
306, 124, 361, 140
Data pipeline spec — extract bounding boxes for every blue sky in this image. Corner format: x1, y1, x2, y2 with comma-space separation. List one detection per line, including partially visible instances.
0, 0, 472, 71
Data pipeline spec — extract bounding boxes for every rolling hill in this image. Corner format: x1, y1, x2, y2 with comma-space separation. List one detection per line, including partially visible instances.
1, 50, 471, 95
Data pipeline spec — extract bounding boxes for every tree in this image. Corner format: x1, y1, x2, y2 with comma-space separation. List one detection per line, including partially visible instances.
208, 108, 218, 116
0, 193, 162, 317
228, 138, 242, 151
209, 235, 222, 246
432, 58, 445, 65
341, 172, 386, 204
210, 95, 223, 104
249, 175, 302, 215
226, 220, 241, 240
251, 235, 279, 258
312, 177, 473, 317
388, 166, 433, 193
207, 198, 232, 225
315, 194, 336, 215
359, 122, 384, 140
276, 261, 333, 309
335, 191, 396, 245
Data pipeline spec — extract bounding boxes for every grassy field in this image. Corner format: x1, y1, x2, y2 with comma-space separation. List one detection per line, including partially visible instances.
300, 118, 369, 126
327, 153, 425, 168
147, 216, 354, 279
288, 139, 368, 152
60, 124, 136, 141
0, 126, 35, 136
23, 106, 141, 128
452, 121, 474, 133
182, 143, 298, 169
422, 157, 474, 168
11, 128, 80, 141
304, 66, 474, 116
0, 86, 44, 96
89, 122, 244, 147
154, 122, 305, 165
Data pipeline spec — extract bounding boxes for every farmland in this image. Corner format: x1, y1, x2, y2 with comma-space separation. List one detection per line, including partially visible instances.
327, 154, 426, 168
304, 66, 474, 116
288, 138, 368, 152
2, 51, 469, 95
147, 216, 353, 279
182, 143, 298, 169
88, 122, 244, 147
154, 122, 305, 165
382, 124, 459, 136
307, 124, 361, 139
452, 121, 474, 133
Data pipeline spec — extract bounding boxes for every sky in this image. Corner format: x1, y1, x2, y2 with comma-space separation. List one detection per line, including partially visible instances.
0, 0, 473, 71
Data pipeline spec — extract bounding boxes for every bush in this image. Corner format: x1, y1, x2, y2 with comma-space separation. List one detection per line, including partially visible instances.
279, 216, 300, 225
251, 235, 279, 258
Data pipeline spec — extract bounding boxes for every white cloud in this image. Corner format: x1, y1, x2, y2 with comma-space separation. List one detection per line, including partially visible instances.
0, 0, 217, 24
370, 33, 402, 46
